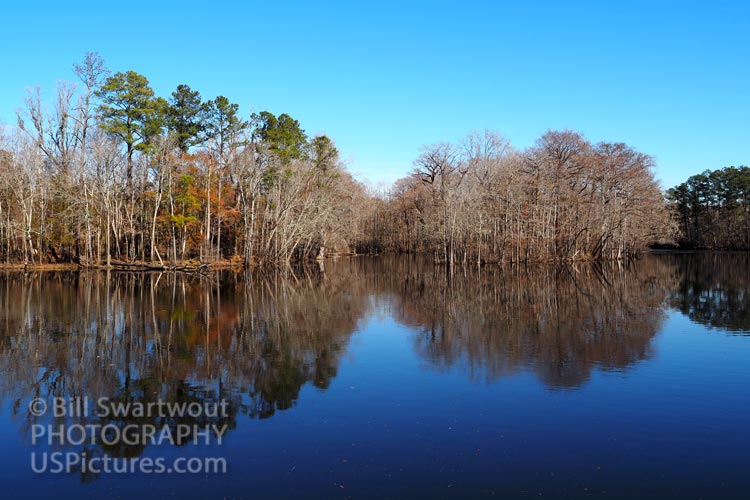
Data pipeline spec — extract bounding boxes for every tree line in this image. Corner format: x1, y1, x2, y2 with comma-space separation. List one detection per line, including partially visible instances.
364, 130, 674, 264
667, 166, 750, 249
1, 53, 695, 268
0, 53, 370, 267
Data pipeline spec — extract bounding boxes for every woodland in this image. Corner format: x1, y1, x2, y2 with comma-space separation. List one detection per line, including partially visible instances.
0, 53, 739, 270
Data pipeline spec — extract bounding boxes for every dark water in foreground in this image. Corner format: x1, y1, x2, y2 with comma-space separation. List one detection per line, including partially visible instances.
0, 254, 748, 499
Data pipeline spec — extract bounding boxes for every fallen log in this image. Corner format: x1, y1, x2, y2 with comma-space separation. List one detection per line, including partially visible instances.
83, 260, 213, 274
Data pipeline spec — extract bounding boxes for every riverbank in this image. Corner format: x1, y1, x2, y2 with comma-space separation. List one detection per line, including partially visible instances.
0, 259, 242, 272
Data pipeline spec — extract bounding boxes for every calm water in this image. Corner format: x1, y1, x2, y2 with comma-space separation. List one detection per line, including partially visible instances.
0, 254, 749, 499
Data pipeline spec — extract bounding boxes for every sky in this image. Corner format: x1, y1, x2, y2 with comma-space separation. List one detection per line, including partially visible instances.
0, 0, 748, 189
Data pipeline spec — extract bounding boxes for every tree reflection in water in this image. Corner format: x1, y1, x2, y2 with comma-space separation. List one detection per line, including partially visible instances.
0, 254, 738, 479
357, 256, 675, 388
0, 267, 367, 480
666, 252, 750, 334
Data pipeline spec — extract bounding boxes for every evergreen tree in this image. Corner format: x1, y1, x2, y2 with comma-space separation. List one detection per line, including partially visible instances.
96, 70, 164, 181
167, 84, 206, 152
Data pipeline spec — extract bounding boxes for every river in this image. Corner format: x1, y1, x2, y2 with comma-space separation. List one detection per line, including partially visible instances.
0, 254, 748, 499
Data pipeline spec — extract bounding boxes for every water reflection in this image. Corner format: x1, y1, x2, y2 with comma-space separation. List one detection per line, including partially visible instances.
0, 269, 368, 481
371, 257, 674, 388
0, 254, 744, 479
666, 252, 750, 334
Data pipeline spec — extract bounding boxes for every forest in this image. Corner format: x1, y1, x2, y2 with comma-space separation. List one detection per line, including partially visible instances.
667, 166, 750, 249
0, 53, 706, 269
365, 130, 674, 264
0, 53, 374, 268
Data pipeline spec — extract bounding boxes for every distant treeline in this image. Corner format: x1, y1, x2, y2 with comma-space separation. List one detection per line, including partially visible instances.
365, 130, 673, 264
0, 53, 710, 268
667, 166, 750, 249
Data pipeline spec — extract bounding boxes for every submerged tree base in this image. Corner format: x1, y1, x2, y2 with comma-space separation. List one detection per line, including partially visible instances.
0, 246, 657, 274
0, 259, 241, 273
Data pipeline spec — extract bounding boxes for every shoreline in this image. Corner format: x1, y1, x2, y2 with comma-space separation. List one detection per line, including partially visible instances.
1, 249, 747, 273
0, 260, 242, 272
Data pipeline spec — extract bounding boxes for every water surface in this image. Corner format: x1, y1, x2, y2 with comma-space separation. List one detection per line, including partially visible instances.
0, 254, 748, 499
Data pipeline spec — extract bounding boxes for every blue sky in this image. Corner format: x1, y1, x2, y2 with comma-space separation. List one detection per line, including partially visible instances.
1, 0, 747, 189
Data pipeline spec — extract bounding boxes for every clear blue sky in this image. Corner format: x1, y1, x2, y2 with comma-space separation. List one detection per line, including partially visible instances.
1, 0, 747, 189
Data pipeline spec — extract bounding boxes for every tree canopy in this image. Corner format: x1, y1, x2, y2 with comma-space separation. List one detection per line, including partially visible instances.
668, 166, 750, 249
0, 52, 707, 270
96, 70, 164, 179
